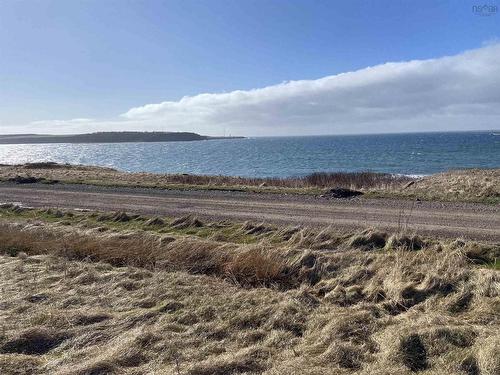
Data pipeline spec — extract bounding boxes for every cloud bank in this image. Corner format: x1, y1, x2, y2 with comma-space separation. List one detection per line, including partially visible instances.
8, 44, 500, 135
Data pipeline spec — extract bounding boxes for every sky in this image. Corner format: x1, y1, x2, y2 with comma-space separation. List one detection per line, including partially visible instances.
1, 0, 499, 136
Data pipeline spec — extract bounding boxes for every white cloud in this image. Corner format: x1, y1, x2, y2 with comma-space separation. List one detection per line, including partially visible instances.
10, 43, 500, 136
119, 43, 500, 135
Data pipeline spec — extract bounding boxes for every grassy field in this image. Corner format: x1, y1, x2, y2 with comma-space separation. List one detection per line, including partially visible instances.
0, 206, 499, 374
1, 163, 499, 203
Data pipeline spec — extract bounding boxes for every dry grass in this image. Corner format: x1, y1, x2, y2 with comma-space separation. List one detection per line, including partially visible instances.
0, 208, 499, 374
397, 168, 500, 203
1, 163, 499, 203
302, 171, 409, 189
0, 220, 314, 288
0, 163, 410, 192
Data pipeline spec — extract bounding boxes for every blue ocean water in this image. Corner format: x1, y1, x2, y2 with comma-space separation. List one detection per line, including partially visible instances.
0, 132, 498, 178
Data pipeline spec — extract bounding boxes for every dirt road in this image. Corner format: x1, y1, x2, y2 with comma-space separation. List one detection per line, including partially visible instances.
1, 182, 499, 241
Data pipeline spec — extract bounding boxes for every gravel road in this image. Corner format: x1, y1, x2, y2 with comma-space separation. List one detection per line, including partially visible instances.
1, 182, 498, 241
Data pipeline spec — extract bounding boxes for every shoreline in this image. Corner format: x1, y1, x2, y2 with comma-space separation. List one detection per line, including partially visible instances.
1, 131, 497, 179
0, 162, 499, 204
0, 162, 432, 180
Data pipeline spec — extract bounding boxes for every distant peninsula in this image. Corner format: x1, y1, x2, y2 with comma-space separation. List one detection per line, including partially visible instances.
0, 132, 244, 145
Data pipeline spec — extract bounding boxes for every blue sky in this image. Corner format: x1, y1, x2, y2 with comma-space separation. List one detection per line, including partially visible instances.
1, 0, 499, 135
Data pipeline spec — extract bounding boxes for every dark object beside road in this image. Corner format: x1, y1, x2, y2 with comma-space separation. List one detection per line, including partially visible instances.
7, 176, 58, 184
320, 188, 364, 199
8, 176, 43, 184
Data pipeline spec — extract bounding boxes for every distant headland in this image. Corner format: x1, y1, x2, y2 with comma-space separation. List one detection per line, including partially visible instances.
0, 132, 244, 145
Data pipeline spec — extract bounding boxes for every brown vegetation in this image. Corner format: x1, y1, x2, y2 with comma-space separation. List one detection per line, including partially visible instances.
1, 163, 499, 203
0, 208, 499, 374
399, 168, 500, 203
0, 163, 411, 191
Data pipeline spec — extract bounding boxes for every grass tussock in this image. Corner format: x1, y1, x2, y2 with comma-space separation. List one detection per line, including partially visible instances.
0, 208, 499, 374
302, 171, 408, 189
0, 328, 69, 356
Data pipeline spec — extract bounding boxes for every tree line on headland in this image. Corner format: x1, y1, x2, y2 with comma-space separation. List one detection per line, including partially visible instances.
0, 131, 244, 144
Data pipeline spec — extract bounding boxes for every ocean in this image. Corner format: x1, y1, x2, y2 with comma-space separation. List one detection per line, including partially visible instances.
0, 131, 498, 178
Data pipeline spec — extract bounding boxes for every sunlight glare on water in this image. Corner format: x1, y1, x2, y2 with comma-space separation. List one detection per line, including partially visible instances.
0, 132, 498, 178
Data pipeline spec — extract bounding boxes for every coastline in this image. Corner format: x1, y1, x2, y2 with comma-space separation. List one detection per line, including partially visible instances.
1, 131, 497, 178
0, 162, 498, 204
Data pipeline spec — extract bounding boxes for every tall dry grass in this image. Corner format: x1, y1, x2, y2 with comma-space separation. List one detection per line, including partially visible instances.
0, 217, 499, 374
1, 163, 411, 190
0, 222, 302, 288
156, 170, 410, 190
